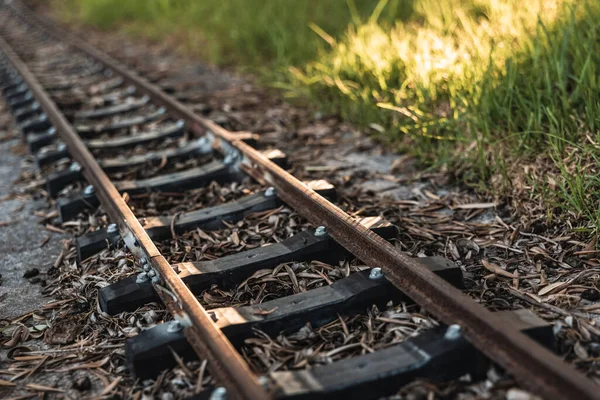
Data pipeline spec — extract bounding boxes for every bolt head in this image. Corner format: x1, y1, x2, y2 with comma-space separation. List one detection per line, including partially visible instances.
210, 387, 227, 400
314, 226, 327, 237
258, 376, 270, 389
151, 276, 161, 285
167, 320, 183, 333
69, 162, 81, 172
83, 185, 95, 196
107, 223, 119, 235
135, 272, 149, 284
264, 187, 276, 197
444, 324, 461, 340
369, 267, 384, 280
224, 154, 236, 165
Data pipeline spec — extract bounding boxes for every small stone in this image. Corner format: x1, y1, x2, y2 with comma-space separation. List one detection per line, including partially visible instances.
29, 277, 41, 284
580, 288, 600, 301
73, 376, 92, 391
23, 268, 39, 278
161, 392, 175, 400
565, 316, 574, 327
506, 388, 542, 400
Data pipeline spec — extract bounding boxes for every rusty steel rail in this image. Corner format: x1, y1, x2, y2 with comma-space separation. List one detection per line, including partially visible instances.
5, 2, 600, 399
0, 32, 270, 400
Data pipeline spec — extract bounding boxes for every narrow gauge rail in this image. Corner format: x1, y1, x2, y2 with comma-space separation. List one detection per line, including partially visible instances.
0, 2, 597, 399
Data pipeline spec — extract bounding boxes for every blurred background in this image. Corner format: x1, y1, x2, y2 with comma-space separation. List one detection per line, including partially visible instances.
49, 0, 600, 228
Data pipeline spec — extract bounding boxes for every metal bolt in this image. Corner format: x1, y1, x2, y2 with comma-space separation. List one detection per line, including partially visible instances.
210, 387, 227, 400
258, 376, 270, 389
444, 324, 461, 340
135, 272, 149, 284
264, 187, 276, 197
369, 267, 384, 280
107, 223, 119, 235
167, 320, 183, 333
69, 162, 81, 172
314, 226, 327, 236
223, 154, 236, 165
151, 276, 161, 285
83, 185, 95, 196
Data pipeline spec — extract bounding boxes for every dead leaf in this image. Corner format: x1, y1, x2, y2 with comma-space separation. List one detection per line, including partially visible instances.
574, 341, 589, 359
25, 383, 64, 393
44, 316, 82, 345
3, 325, 30, 347
482, 259, 515, 278
454, 202, 496, 210
251, 307, 278, 315
538, 280, 572, 297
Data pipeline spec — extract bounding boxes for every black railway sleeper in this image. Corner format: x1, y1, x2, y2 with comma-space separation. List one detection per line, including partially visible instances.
138, 180, 335, 240
99, 138, 210, 173
1, 78, 24, 93
270, 309, 554, 400
49, 158, 238, 199
125, 257, 463, 379
6, 86, 29, 102
210, 264, 462, 346
36, 122, 255, 168
75, 180, 335, 262
27, 126, 56, 152
58, 195, 100, 226
57, 148, 288, 218
99, 216, 396, 314
75, 226, 121, 264
86, 120, 185, 151
34, 120, 185, 168
35, 144, 69, 168
73, 95, 149, 120
191, 309, 555, 400
75, 107, 166, 137
19, 113, 51, 134
9, 90, 34, 111
3, 82, 27, 98
57, 86, 137, 116
101, 145, 285, 174
14, 100, 41, 122
45, 162, 83, 197
37, 62, 105, 82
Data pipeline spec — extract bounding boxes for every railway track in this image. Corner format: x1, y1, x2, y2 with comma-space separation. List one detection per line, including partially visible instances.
0, 1, 597, 399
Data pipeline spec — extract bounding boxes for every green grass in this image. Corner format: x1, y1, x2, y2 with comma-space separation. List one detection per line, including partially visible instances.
55, 0, 600, 231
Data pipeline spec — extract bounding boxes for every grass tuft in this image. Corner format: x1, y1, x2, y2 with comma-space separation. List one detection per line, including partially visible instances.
55, 0, 600, 231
